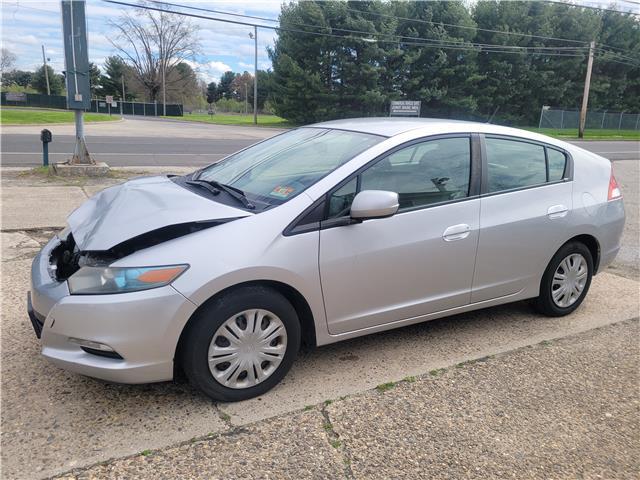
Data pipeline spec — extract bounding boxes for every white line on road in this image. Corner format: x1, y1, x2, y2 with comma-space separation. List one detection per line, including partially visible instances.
2, 152, 226, 156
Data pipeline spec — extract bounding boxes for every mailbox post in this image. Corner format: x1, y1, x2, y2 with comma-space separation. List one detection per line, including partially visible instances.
40, 129, 52, 167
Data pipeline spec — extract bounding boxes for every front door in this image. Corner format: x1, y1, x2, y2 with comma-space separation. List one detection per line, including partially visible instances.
318, 135, 481, 335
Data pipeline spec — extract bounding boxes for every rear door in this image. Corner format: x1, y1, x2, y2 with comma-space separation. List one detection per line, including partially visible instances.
318, 135, 482, 335
471, 136, 573, 302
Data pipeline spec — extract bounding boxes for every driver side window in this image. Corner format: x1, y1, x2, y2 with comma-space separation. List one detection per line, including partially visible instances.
326, 136, 471, 218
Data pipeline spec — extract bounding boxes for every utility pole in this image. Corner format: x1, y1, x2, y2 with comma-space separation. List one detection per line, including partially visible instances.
578, 40, 595, 139
250, 26, 258, 125
162, 59, 166, 116
41, 44, 51, 95
121, 74, 125, 115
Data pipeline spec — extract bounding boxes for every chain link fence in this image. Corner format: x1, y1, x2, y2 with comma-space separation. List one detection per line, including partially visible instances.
539, 107, 640, 130
1, 92, 183, 116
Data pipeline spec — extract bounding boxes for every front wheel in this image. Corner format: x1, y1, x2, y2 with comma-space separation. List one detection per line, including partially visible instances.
534, 242, 594, 317
181, 286, 301, 402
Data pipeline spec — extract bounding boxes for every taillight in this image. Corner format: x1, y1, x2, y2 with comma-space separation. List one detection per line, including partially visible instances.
608, 169, 622, 201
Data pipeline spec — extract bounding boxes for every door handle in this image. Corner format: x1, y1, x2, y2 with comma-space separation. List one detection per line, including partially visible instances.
547, 204, 568, 219
443, 224, 471, 242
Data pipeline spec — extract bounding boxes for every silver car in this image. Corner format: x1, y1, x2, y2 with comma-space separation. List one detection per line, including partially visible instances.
28, 118, 625, 401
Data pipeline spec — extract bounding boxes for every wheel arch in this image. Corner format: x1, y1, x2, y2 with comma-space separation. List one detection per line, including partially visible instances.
174, 279, 317, 377
567, 233, 601, 274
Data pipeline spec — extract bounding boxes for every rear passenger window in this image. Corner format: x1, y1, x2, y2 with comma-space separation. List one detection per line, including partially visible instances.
486, 138, 546, 193
547, 148, 567, 181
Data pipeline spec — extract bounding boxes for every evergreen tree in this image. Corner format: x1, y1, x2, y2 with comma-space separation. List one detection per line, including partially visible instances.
206, 81, 219, 104
32, 65, 63, 95
218, 71, 238, 99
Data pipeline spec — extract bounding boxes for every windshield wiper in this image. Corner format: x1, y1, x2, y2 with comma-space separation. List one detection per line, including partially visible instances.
187, 179, 255, 210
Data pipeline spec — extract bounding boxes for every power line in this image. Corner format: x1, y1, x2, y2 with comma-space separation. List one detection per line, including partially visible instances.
344, 3, 637, 58
105, 0, 636, 64
543, 0, 640, 14
143, 0, 588, 54
594, 48, 640, 64
595, 53, 640, 67
343, 5, 590, 46
159, 0, 631, 61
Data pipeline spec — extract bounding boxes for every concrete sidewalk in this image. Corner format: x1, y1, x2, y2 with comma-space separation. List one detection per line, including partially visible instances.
1, 167, 193, 230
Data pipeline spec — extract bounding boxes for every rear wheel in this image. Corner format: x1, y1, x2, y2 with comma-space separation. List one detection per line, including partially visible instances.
534, 242, 593, 317
181, 286, 301, 402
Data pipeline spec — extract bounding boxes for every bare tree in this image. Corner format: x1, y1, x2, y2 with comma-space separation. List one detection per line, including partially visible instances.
108, 3, 200, 102
0, 48, 17, 73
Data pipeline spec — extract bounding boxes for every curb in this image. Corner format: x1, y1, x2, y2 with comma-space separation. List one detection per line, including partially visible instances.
1, 118, 125, 127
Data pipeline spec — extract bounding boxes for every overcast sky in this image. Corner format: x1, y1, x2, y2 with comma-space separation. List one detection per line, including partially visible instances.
1, 0, 281, 84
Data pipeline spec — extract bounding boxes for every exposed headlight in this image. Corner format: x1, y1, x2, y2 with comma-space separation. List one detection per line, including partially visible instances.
68, 265, 189, 295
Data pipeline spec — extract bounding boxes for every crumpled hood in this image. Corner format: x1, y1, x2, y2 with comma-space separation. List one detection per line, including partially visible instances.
67, 176, 250, 251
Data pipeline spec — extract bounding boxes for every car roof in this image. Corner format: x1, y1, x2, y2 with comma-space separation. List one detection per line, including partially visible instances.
310, 117, 472, 137
308, 117, 573, 150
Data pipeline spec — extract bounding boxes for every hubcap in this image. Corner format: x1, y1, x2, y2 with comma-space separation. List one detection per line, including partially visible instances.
208, 309, 287, 389
551, 253, 588, 308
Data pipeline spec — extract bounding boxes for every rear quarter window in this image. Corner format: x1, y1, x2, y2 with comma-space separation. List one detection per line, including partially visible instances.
547, 148, 567, 181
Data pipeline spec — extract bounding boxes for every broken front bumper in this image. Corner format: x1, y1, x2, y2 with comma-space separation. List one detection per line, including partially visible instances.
28, 235, 199, 384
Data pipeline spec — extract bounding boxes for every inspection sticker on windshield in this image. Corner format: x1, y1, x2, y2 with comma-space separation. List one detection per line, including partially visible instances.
270, 186, 295, 198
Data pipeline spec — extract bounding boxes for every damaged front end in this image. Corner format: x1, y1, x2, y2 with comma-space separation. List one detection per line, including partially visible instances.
50, 219, 234, 282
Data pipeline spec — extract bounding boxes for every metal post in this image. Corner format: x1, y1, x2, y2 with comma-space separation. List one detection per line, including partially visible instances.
245, 83, 248, 114
41, 44, 50, 95
154, 100, 157, 117
72, 110, 91, 164
578, 40, 595, 139
618, 111, 624, 130
121, 75, 125, 115
43, 142, 49, 166
601, 111, 606, 128
162, 64, 166, 116
253, 25, 258, 125
635, 113, 639, 131
538, 106, 544, 129
560, 110, 564, 129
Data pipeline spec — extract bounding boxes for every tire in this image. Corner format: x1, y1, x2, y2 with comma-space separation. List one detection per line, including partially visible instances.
533, 241, 594, 317
181, 286, 301, 402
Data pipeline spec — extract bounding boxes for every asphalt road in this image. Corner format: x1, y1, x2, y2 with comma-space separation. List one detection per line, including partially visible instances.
1, 135, 255, 167
1, 118, 638, 166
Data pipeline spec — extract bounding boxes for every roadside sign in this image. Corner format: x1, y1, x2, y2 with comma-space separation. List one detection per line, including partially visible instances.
6, 92, 27, 102
61, 0, 91, 109
390, 100, 421, 117
111, 102, 117, 108
105, 95, 114, 103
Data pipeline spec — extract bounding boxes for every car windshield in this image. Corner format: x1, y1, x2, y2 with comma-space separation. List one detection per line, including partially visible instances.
196, 128, 383, 205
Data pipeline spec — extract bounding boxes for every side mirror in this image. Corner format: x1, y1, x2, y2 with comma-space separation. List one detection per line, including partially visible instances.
350, 190, 399, 220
